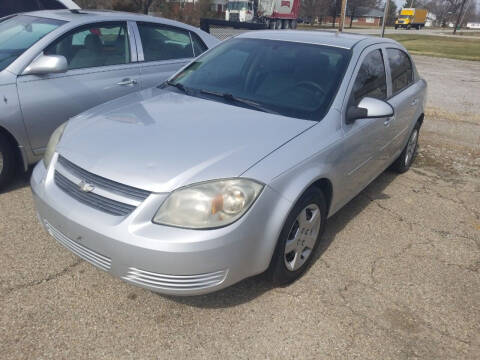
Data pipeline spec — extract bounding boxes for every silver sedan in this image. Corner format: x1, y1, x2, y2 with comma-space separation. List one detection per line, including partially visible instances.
31, 30, 427, 295
0, 9, 218, 189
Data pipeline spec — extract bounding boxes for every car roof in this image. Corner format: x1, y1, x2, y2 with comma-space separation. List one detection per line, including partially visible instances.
237, 30, 397, 49
22, 9, 198, 30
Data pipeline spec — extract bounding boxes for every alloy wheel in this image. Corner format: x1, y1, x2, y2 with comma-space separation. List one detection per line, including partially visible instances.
284, 204, 321, 271
405, 128, 418, 166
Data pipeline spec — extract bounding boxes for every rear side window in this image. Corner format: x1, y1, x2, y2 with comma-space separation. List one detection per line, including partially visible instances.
45, 22, 131, 70
387, 48, 413, 95
351, 49, 387, 105
137, 22, 194, 62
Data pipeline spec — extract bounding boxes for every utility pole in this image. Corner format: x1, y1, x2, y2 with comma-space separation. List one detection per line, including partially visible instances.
381, 0, 390, 37
338, 0, 348, 32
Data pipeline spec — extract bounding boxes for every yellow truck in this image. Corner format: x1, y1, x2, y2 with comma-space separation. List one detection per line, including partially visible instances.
395, 8, 428, 29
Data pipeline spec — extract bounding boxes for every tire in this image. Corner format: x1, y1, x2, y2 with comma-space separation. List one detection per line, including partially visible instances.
394, 25, 398, 29
391, 123, 420, 173
267, 187, 327, 285
282, 19, 289, 29
291, 19, 297, 29
275, 19, 282, 30
268, 19, 275, 29
0, 133, 17, 191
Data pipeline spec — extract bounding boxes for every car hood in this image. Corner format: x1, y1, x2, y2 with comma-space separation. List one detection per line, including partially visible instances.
57, 87, 314, 193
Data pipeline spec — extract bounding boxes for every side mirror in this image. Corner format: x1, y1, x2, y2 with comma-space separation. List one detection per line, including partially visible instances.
22, 54, 68, 76
346, 97, 394, 124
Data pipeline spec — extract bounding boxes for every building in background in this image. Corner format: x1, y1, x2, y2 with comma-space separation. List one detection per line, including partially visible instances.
324, 7, 383, 27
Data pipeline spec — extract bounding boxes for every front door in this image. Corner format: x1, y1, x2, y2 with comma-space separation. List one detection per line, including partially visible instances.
17, 21, 141, 153
338, 46, 391, 200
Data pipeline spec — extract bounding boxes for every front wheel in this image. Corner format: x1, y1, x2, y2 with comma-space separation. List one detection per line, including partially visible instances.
391, 124, 420, 173
291, 19, 297, 29
267, 187, 327, 285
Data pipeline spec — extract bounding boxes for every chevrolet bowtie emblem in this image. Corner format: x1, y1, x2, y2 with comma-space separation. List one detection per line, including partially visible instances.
78, 180, 95, 193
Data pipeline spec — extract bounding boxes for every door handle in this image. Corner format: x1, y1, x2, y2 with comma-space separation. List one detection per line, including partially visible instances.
410, 98, 418, 106
384, 117, 394, 127
117, 78, 137, 86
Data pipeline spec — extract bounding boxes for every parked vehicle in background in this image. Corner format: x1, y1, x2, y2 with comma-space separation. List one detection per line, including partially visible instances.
32, 31, 426, 295
0, 10, 218, 190
395, 8, 428, 29
225, 0, 300, 29
0, 0, 79, 18
466, 22, 480, 29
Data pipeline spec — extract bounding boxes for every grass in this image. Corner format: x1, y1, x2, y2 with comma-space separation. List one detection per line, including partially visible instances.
385, 34, 480, 61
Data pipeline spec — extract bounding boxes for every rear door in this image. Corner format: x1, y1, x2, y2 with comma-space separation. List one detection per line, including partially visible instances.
135, 22, 208, 90
17, 21, 141, 152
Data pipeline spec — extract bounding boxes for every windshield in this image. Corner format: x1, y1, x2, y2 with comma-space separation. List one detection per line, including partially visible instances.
398, 15, 410, 19
169, 38, 351, 121
0, 15, 64, 72
227, 1, 249, 10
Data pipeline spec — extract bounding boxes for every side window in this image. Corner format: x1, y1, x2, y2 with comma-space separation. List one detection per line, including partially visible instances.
387, 48, 413, 95
351, 49, 387, 105
45, 22, 130, 70
137, 22, 194, 62
191, 32, 207, 57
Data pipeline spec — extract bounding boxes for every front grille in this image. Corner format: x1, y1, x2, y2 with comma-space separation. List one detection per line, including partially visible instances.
229, 13, 240, 22
55, 171, 136, 216
122, 267, 227, 291
57, 156, 150, 201
44, 220, 111, 271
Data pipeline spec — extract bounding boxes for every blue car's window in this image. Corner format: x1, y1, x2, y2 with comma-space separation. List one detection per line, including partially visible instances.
0, 15, 64, 71
169, 38, 351, 121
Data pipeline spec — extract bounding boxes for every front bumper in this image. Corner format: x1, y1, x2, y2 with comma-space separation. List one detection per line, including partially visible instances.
31, 159, 291, 296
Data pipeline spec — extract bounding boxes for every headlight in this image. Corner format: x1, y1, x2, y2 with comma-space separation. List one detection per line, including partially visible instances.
153, 179, 263, 229
43, 122, 67, 168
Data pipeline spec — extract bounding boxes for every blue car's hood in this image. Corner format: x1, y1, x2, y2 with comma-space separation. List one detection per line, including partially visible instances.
57, 87, 314, 193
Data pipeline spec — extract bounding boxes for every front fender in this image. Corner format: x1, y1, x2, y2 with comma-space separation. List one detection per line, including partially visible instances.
0, 80, 33, 170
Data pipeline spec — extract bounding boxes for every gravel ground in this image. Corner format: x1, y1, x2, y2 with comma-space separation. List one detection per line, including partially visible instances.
0, 56, 479, 359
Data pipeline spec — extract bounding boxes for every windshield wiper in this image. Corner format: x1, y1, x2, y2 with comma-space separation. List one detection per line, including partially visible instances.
199, 89, 278, 115
164, 80, 188, 93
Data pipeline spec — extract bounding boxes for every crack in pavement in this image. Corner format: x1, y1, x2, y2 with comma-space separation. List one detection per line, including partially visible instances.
1, 259, 83, 299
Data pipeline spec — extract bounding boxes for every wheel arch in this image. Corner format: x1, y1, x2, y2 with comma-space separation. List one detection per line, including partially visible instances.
0, 125, 28, 171
417, 113, 424, 127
